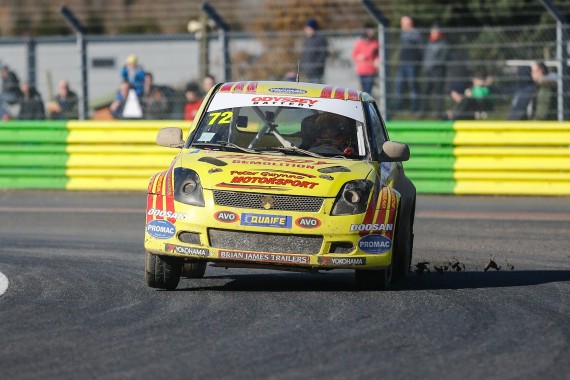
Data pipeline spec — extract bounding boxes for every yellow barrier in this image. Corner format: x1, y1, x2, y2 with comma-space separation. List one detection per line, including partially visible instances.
65, 121, 190, 190
453, 121, 570, 195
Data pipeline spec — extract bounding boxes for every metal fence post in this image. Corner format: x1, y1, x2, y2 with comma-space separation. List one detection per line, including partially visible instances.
26, 37, 36, 86
540, 0, 568, 121
60, 5, 88, 120
202, 1, 230, 82
361, 0, 389, 118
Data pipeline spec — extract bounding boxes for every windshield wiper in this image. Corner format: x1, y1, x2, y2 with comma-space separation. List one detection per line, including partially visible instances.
256, 146, 326, 159
219, 141, 261, 154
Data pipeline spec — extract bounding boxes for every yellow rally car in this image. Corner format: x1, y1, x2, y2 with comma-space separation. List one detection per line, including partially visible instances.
144, 81, 416, 290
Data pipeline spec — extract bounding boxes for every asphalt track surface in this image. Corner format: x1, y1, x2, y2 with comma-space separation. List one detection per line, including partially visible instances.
0, 190, 569, 380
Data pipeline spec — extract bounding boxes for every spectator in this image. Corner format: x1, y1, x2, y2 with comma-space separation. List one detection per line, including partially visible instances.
18, 82, 45, 120
120, 54, 145, 98
447, 70, 493, 120
282, 71, 297, 82
184, 82, 203, 121
46, 79, 78, 120
0, 65, 23, 106
300, 18, 328, 83
507, 66, 535, 120
202, 74, 216, 96
0, 105, 11, 120
352, 23, 379, 95
110, 81, 131, 119
530, 61, 557, 120
418, 24, 449, 118
142, 72, 170, 119
394, 16, 422, 114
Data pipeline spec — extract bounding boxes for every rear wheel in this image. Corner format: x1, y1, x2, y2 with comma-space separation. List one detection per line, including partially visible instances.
355, 264, 392, 291
182, 261, 207, 278
145, 251, 183, 290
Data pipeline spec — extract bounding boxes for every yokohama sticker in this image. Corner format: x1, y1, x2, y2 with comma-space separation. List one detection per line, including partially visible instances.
358, 235, 392, 254
146, 219, 176, 239
165, 244, 209, 257
318, 257, 366, 266
218, 250, 310, 264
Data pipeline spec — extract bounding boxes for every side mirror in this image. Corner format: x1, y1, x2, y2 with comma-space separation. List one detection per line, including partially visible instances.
156, 127, 184, 148
381, 141, 410, 162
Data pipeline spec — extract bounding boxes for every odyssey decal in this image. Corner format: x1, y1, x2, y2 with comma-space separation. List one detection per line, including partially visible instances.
268, 88, 308, 94
350, 223, 393, 232
318, 257, 366, 266
241, 213, 292, 228
219, 250, 310, 264
165, 244, 209, 257
358, 235, 392, 254
148, 208, 188, 221
214, 211, 239, 223
146, 219, 176, 239
295, 217, 321, 229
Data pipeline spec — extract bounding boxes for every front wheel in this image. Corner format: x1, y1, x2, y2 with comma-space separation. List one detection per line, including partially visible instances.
145, 251, 183, 290
355, 264, 392, 291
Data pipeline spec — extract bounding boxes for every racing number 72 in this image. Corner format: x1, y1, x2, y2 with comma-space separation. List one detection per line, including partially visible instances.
208, 111, 233, 125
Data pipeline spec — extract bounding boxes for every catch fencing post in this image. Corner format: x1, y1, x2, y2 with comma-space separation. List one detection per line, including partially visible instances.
202, 1, 230, 82
60, 5, 88, 120
539, 0, 568, 121
361, 0, 389, 118
26, 37, 36, 87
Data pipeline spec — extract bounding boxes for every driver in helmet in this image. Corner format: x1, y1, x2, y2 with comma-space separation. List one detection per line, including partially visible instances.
311, 113, 353, 154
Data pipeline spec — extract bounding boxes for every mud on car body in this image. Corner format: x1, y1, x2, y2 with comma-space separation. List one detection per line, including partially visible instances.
144, 81, 416, 290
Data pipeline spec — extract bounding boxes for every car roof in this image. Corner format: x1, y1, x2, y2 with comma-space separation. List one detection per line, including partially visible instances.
217, 81, 374, 102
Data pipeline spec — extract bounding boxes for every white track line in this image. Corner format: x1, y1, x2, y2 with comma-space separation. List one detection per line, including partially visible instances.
0, 271, 8, 296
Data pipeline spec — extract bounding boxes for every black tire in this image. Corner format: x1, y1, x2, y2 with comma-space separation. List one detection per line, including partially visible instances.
182, 261, 207, 278
145, 251, 183, 290
392, 200, 415, 283
355, 264, 392, 291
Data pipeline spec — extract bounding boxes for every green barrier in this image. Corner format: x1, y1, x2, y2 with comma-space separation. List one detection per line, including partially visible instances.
387, 121, 456, 194
0, 121, 69, 189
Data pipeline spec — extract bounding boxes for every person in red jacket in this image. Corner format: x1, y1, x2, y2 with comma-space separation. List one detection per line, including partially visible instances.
352, 23, 379, 95
184, 82, 203, 121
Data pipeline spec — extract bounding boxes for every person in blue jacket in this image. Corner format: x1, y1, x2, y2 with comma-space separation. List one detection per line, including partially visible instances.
120, 54, 145, 98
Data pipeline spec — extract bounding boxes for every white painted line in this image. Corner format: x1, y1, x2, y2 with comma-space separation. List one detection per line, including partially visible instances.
0, 271, 9, 297
0, 207, 143, 214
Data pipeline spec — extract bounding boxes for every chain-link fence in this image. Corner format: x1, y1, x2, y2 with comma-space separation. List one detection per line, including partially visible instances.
0, 24, 568, 121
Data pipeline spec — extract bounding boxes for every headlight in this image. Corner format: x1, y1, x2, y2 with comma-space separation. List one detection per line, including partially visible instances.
331, 180, 373, 215
174, 168, 205, 207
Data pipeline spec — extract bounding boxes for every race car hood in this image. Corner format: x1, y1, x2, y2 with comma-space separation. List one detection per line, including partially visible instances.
178, 149, 374, 197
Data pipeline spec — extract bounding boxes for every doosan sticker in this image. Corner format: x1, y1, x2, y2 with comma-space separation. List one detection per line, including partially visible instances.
358, 235, 392, 254
148, 208, 188, 220
350, 223, 393, 232
295, 217, 321, 229
147, 219, 176, 239
215, 211, 239, 223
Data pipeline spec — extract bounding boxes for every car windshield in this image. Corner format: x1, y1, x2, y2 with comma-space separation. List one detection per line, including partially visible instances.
190, 93, 368, 158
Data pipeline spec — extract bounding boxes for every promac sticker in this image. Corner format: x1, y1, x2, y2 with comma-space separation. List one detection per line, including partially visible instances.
358, 235, 392, 254
146, 219, 176, 239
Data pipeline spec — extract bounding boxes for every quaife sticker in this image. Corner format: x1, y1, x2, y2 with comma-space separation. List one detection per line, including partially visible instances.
241, 213, 292, 228
358, 235, 392, 254
146, 219, 176, 239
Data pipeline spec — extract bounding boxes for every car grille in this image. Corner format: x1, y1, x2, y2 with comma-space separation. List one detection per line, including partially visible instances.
212, 190, 324, 212
208, 229, 323, 254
